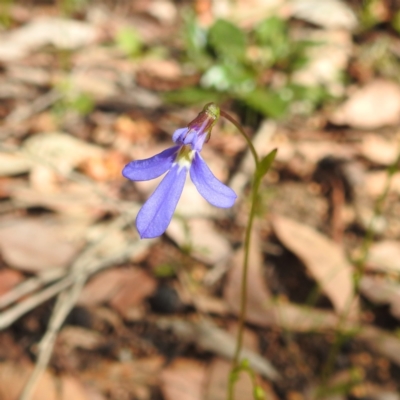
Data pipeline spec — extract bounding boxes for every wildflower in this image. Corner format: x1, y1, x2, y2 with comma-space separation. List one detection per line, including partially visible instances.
122, 103, 237, 239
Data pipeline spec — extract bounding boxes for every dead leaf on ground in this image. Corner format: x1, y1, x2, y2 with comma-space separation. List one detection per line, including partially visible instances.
293, 29, 352, 96
0, 362, 89, 400
359, 276, 400, 320
223, 227, 341, 331
364, 171, 400, 198
0, 17, 98, 61
78, 267, 156, 318
205, 358, 277, 400
224, 231, 273, 324
160, 358, 206, 400
58, 326, 104, 351
0, 217, 83, 272
358, 326, 400, 367
360, 135, 399, 166
0, 153, 32, 177
23, 132, 104, 175
9, 182, 117, 217
365, 241, 400, 273
156, 318, 279, 380
290, 0, 358, 30
0, 269, 24, 296
330, 80, 400, 129
81, 356, 163, 398
272, 215, 359, 319
167, 218, 232, 265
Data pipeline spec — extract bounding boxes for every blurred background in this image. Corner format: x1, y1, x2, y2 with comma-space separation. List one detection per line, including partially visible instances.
1, 0, 400, 399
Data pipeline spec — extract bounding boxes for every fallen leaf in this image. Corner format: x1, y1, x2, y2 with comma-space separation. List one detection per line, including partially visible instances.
358, 326, 400, 367
167, 218, 232, 265
365, 241, 400, 273
80, 357, 163, 397
58, 326, 104, 351
78, 268, 156, 318
272, 215, 359, 319
360, 134, 399, 166
0, 153, 31, 176
9, 182, 116, 217
0, 17, 98, 61
156, 318, 279, 380
364, 171, 400, 198
205, 358, 277, 400
293, 29, 352, 96
160, 358, 206, 400
359, 276, 400, 319
290, 0, 358, 30
330, 80, 400, 129
224, 231, 273, 324
23, 132, 103, 175
0, 269, 24, 296
0, 362, 89, 400
0, 217, 83, 272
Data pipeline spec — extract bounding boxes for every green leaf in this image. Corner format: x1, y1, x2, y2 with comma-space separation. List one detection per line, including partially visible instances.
115, 27, 143, 57
253, 385, 266, 400
256, 149, 277, 181
240, 89, 288, 118
201, 63, 255, 93
163, 87, 224, 105
182, 12, 212, 70
208, 19, 247, 61
255, 16, 287, 45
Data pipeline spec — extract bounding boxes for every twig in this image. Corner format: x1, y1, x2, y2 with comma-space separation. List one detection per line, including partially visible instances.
18, 238, 155, 400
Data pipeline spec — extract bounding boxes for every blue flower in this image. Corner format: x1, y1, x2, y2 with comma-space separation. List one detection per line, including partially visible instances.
122, 103, 237, 239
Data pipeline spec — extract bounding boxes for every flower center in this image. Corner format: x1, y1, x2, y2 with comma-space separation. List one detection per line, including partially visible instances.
175, 145, 195, 169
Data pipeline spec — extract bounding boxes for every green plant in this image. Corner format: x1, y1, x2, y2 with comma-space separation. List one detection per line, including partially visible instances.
166, 15, 329, 119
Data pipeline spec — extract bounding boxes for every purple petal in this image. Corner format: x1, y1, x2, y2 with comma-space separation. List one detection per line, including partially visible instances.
136, 164, 187, 238
172, 127, 189, 144
190, 152, 237, 208
122, 146, 180, 181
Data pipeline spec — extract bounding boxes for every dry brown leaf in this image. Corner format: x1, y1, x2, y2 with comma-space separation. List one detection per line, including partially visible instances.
81, 356, 163, 397
78, 268, 156, 318
364, 171, 400, 198
0, 17, 98, 61
156, 318, 279, 380
58, 326, 104, 351
0, 269, 24, 296
360, 134, 399, 166
167, 218, 232, 265
330, 80, 400, 129
0, 362, 89, 400
160, 358, 206, 400
365, 240, 400, 273
358, 326, 400, 367
205, 359, 277, 400
9, 182, 115, 217
290, 0, 358, 30
293, 29, 352, 96
272, 215, 359, 319
359, 276, 400, 319
109, 269, 157, 317
0, 153, 32, 176
224, 232, 273, 325
23, 132, 104, 175
0, 217, 82, 272
223, 225, 342, 331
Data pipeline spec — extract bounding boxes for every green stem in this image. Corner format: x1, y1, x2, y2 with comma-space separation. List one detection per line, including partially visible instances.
220, 110, 259, 166
221, 110, 261, 400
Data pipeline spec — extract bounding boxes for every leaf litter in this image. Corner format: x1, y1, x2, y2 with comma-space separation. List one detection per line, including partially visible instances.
0, 1, 400, 399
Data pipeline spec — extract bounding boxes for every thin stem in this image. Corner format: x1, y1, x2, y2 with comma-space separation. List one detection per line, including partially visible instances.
227, 179, 260, 400
221, 109, 261, 400
220, 110, 259, 166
